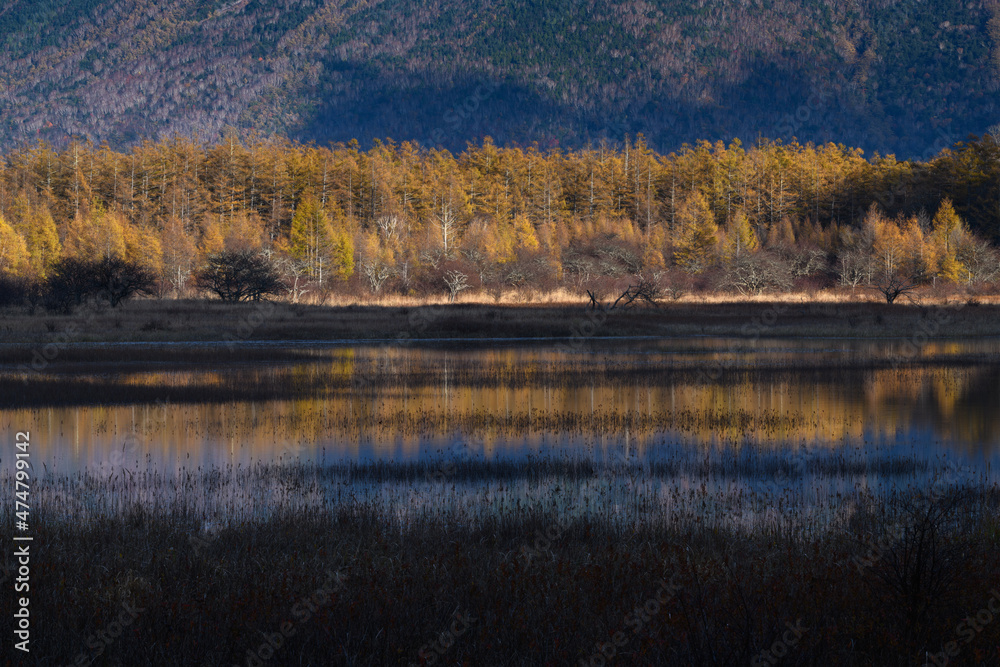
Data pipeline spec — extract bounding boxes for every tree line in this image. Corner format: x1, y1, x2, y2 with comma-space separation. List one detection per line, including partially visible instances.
1, 131, 1000, 306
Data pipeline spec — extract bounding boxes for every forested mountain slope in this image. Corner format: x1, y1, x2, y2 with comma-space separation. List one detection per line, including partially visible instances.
0, 0, 997, 157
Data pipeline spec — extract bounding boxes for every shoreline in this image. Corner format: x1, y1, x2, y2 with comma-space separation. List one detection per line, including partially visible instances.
0, 297, 997, 346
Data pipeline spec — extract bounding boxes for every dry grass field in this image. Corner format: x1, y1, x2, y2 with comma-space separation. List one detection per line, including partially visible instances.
0, 289, 998, 347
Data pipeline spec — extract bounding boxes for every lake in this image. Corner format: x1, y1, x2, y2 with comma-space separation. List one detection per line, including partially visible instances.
4, 337, 1000, 469
4, 337, 998, 534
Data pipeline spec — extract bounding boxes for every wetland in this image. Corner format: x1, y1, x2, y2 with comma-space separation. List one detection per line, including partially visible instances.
2, 331, 1000, 665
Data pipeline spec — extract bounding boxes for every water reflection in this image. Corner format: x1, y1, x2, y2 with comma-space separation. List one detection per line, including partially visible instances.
2, 338, 1000, 474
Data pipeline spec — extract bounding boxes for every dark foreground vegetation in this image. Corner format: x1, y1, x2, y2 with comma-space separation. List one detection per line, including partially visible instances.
5, 464, 999, 667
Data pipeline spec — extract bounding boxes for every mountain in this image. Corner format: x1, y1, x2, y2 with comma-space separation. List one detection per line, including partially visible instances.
1, 0, 998, 158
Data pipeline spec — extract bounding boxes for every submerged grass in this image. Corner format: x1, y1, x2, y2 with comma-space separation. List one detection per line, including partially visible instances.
4, 449, 998, 666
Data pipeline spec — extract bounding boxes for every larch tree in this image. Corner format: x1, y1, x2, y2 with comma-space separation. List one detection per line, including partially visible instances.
123, 220, 164, 273
0, 214, 29, 275
871, 215, 905, 280
672, 191, 718, 273
900, 216, 935, 281
290, 195, 354, 284
198, 215, 227, 261
10, 194, 61, 278
160, 217, 198, 295
932, 198, 967, 282
722, 209, 758, 262
327, 224, 355, 282
641, 225, 667, 271
513, 214, 540, 252
289, 195, 335, 280
64, 203, 127, 261
932, 198, 963, 253
224, 210, 265, 251
770, 216, 797, 248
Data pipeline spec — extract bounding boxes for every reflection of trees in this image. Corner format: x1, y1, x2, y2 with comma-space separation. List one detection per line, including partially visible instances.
931, 368, 1000, 454
10, 350, 1000, 467
860, 367, 1000, 453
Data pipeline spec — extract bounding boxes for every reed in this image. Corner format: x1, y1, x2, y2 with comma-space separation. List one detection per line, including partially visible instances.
3, 449, 997, 666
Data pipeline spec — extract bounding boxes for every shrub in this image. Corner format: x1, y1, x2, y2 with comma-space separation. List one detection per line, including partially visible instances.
723, 252, 793, 295
0, 273, 41, 309
45, 256, 156, 312
89, 256, 157, 306
196, 249, 282, 302
46, 257, 97, 312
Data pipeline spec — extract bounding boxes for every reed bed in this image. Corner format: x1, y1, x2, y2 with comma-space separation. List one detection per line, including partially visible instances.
15, 451, 922, 526
3, 447, 998, 665
16, 445, 973, 538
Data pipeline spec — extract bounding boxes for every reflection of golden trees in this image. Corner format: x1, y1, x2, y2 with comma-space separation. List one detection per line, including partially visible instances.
859, 366, 1000, 447
8, 349, 1000, 467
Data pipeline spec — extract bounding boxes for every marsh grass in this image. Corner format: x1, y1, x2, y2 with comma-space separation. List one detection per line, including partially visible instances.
3, 298, 1000, 345
3, 447, 998, 666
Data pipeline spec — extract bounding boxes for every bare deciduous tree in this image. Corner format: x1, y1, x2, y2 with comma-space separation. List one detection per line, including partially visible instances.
419, 248, 444, 270
443, 270, 469, 302
838, 251, 868, 289
786, 248, 828, 277
46, 256, 156, 311
362, 257, 393, 294
196, 249, 281, 302
375, 215, 399, 242
871, 274, 919, 304
596, 244, 642, 275
561, 252, 597, 290
436, 201, 458, 256
958, 239, 1000, 285
277, 256, 312, 303
589, 278, 661, 310
94, 257, 158, 307
725, 253, 792, 296
396, 259, 413, 294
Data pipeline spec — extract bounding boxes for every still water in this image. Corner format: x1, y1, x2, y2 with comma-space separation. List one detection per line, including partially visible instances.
3, 337, 1000, 475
